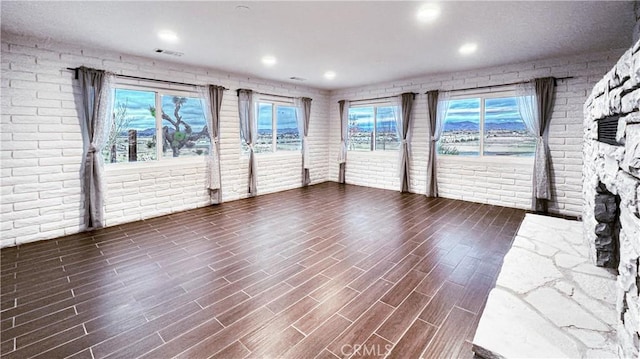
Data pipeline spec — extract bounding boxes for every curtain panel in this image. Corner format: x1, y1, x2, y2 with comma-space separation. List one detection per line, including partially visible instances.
426, 90, 450, 197
238, 89, 257, 197
338, 100, 349, 183
516, 77, 555, 212
297, 97, 312, 186
78, 66, 114, 229
426, 90, 440, 197
515, 81, 539, 208
533, 77, 556, 212
204, 85, 225, 204
398, 93, 415, 192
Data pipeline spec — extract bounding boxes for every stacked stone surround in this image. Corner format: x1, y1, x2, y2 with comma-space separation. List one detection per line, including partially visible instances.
583, 38, 640, 358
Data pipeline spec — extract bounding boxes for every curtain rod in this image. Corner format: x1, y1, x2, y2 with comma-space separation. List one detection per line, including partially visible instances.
425, 76, 574, 94
255, 91, 295, 100
66, 67, 228, 90
338, 92, 416, 104
236, 89, 309, 102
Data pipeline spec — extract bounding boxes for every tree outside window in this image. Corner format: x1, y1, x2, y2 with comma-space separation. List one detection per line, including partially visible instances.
105, 88, 210, 164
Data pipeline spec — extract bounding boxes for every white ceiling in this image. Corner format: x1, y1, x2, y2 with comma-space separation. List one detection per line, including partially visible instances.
1, 1, 635, 90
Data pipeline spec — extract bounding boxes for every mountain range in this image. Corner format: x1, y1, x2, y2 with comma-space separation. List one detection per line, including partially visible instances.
444, 121, 527, 132
118, 128, 155, 137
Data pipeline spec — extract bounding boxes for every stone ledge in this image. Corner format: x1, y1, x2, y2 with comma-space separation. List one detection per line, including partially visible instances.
472, 214, 618, 358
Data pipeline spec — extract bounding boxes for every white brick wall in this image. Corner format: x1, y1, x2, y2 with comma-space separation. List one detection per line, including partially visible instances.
0, 29, 627, 248
328, 48, 626, 217
438, 158, 533, 209
103, 159, 211, 227
344, 152, 400, 191
1, 31, 331, 247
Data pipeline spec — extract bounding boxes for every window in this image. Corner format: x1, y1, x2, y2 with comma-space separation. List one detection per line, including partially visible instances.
243, 101, 301, 153
438, 94, 535, 157
348, 105, 399, 151
104, 87, 210, 164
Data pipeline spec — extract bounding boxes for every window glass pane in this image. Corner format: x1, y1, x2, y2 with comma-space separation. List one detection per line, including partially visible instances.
255, 103, 273, 153
104, 89, 157, 163
483, 97, 535, 156
348, 107, 374, 151
375, 106, 399, 151
438, 98, 480, 156
276, 106, 300, 151
161, 95, 210, 158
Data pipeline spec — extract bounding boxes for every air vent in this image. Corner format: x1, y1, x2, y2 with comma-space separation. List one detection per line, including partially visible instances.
154, 48, 184, 57
597, 116, 621, 146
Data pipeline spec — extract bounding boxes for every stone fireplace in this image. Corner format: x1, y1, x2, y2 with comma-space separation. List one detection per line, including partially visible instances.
583, 39, 640, 358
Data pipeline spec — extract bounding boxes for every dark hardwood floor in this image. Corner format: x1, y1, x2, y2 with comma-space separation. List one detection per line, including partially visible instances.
0, 182, 524, 358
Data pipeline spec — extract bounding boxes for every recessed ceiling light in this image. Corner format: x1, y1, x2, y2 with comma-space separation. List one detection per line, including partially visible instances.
157, 30, 179, 43
459, 42, 478, 55
416, 3, 440, 23
324, 71, 336, 80
261, 55, 277, 66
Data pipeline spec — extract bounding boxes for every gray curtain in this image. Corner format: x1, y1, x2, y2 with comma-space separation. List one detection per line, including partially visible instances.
338, 100, 349, 183
426, 90, 439, 197
533, 77, 556, 213
300, 97, 312, 186
399, 93, 415, 192
207, 85, 225, 204
238, 89, 257, 197
78, 67, 113, 229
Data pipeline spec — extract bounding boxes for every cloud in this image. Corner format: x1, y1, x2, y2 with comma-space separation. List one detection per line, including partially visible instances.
114, 90, 211, 130
446, 97, 523, 123
348, 106, 400, 126
257, 104, 300, 130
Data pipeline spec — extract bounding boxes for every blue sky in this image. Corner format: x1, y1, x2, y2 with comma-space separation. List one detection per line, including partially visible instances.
114, 89, 207, 131
257, 103, 298, 131
115, 90, 522, 133
114, 92, 301, 132
446, 97, 522, 124
348, 106, 398, 132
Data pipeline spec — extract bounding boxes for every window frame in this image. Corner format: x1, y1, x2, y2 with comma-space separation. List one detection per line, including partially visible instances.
347, 100, 400, 152
438, 88, 535, 162
107, 81, 208, 165
249, 95, 300, 154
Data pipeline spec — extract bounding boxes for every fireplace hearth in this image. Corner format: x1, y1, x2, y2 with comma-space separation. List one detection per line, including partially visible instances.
583, 39, 640, 358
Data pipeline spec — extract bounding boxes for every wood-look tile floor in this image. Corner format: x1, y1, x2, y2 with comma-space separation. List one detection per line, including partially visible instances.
0, 182, 524, 359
